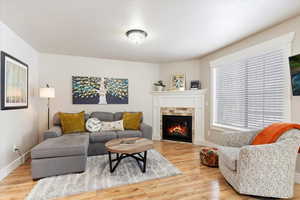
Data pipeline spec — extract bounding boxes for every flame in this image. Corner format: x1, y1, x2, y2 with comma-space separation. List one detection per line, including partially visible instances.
168, 125, 187, 136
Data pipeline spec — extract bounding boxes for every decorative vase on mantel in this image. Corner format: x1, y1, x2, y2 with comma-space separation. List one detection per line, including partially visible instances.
155, 85, 164, 91
153, 80, 166, 92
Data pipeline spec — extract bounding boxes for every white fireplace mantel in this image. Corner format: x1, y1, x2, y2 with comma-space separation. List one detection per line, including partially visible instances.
152, 89, 207, 145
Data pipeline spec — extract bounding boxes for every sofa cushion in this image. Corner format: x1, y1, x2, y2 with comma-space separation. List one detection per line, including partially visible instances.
89, 131, 117, 143
101, 120, 124, 131
59, 111, 86, 134
114, 112, 123, 121
218, 147, 240, 171
114, 112, 143, 122
116, 130, 142, 138
123, 112, 142, 130
31, 134, 89, 159
53, 112, 89, 126
90, 112, 114, 121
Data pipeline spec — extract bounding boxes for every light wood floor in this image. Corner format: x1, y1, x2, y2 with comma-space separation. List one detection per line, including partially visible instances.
1, 141, 300, 200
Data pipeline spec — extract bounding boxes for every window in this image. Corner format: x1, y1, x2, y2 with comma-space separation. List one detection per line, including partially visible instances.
211, 33, 294, 130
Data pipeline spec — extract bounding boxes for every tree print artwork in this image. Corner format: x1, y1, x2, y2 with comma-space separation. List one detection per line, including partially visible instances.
72, 76, 128, 104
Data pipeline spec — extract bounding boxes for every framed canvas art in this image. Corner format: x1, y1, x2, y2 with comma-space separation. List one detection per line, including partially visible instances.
72, 76, 128, 104
0, 51, 28, 110
170, 73, 185, 91
289, 54, 300, 96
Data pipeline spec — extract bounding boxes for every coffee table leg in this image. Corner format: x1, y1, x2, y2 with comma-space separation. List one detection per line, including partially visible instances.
108, 151, 148, 173
108, 151, 113, 172
142, 151, 147, 173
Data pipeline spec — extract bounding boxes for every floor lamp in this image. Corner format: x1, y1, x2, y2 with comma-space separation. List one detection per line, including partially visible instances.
40, 84, 55, 129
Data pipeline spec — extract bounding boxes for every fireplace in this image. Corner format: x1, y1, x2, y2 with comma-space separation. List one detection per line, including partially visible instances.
162, 115, 192, 143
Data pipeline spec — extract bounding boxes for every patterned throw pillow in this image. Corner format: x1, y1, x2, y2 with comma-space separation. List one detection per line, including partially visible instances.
85, 118, 102, 132
101, 120, 124, 131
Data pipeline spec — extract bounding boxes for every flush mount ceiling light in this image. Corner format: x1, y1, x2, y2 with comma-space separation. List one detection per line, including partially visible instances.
126, 29, 148, 44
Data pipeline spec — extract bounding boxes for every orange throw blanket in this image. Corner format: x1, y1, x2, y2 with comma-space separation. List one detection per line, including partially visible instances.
252, 123, 300, 152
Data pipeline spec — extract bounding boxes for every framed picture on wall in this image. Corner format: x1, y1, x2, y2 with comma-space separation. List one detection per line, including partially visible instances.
72, 76, 128, 104
170, 73, 185, 91
0, 51, 28, 110
289, 54, 300, 96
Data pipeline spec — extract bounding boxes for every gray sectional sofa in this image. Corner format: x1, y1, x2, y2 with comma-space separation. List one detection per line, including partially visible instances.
31, 111, 152, 179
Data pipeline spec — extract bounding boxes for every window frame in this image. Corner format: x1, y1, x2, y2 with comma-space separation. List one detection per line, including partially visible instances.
210, 32, 294, 131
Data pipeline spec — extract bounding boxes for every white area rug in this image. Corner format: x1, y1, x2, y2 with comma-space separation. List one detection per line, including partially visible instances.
26, 149, 181, 200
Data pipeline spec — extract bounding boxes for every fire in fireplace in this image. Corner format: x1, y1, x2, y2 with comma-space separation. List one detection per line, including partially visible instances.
162, 115, 192, 143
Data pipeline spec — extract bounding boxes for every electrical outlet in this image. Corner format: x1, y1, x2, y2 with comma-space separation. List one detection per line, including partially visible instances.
13, 145, 19, 152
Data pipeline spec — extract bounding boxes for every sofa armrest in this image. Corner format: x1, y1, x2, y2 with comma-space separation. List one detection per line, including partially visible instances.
43, 126, 63, 140
213, 130, 259, 147
238, 139, 299, 196
140, 123, 152, 140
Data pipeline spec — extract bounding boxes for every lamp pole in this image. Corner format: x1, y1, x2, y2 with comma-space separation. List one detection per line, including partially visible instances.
47, 98, 50, 129
46, 84, 50, 129
40, 84, 55, 130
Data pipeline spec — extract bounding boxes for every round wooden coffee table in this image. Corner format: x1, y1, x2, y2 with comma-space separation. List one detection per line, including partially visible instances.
105, 137, 154, 173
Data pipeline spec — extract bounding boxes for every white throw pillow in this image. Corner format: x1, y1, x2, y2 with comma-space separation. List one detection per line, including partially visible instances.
85, 118, 102, 132
101, 120, 124, 131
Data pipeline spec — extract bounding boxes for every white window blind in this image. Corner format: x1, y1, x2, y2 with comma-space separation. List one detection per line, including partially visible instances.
211, 33, 294, 130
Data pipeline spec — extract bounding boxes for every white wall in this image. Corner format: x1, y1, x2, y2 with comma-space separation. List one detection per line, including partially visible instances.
197, 15, 300, 140
159, 15, 300, 140
38, 54, 159, 137
159, 59, 201, 89
0, 22, 39, 180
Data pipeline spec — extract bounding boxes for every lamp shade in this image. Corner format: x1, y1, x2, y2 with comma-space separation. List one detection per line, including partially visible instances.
40, 87, 55, 98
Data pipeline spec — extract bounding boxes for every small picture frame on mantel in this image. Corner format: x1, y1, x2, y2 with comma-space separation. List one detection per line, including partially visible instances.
190, 80, 201, 90
170, 73, 185, 91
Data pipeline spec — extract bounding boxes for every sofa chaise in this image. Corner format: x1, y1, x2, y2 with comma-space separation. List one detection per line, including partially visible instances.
31, 111, 152, 179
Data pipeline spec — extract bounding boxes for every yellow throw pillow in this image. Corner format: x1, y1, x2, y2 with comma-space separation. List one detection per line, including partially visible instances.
59, 111, 86, 134
122, 112, 142, 130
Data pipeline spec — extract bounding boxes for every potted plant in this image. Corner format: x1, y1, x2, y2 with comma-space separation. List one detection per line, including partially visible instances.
153, 80, 166, 91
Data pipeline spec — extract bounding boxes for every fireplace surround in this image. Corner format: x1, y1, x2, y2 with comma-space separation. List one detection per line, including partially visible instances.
152, 90, 206, 145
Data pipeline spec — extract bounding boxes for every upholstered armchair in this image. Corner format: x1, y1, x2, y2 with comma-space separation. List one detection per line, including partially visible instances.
216, 129, 300, 198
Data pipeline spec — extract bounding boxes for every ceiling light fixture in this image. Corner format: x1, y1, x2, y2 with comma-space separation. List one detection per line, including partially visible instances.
126, 29, 148, 44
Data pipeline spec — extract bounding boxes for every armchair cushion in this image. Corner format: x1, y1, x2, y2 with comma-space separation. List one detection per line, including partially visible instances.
211, 129, 259, 147
218, 147, 240, 171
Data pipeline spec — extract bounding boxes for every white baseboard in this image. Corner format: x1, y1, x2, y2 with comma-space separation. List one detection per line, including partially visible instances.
295, 172, 300, 184
0, 150, 31, 181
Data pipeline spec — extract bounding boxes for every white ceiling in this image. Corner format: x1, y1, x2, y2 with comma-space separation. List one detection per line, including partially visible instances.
1, 0, 300, 63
